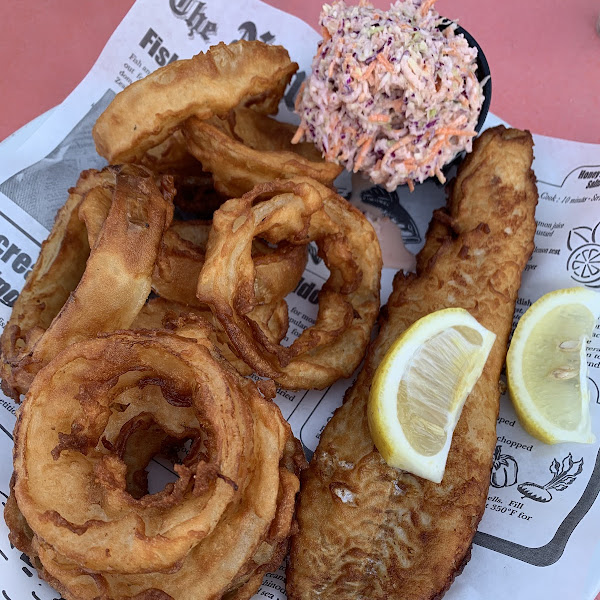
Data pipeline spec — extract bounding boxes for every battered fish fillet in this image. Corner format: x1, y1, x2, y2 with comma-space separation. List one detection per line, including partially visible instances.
287, 126, 538, 600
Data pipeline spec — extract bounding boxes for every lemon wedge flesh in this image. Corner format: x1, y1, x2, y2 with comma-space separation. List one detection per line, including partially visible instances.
507, 287, 600, 444
367, 308, 496, 483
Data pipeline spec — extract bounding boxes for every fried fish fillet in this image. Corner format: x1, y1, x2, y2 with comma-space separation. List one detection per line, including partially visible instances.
287, 126, 538, 600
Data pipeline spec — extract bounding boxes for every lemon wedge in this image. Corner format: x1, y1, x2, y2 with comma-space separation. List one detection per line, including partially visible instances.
367, 308, 496, 483
507, 287, 600, 445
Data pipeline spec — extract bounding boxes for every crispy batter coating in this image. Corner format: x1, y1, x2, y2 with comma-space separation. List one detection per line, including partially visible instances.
0, 165, 174, 400
131, 296, 290, 377
153, 219, 307, 309
196, 177, 382, 390
287, 127, 538, 599
93, 41, 298, 163
8, 330, 305, 600
183, 107, 342, 198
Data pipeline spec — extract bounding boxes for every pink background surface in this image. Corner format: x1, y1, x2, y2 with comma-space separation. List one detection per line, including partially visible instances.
0, 0, 599, 144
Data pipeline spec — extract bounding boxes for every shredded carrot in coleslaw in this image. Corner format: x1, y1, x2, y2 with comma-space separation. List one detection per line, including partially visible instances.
418, 0, 437, 17
293, 0, 485, 191
291, 126, 305, 145
368, 114, 392, 123
376, 53, 395, 73
354, 140, 372, 171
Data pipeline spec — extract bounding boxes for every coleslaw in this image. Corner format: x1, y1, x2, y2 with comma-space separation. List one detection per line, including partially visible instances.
292, 0, 486, 191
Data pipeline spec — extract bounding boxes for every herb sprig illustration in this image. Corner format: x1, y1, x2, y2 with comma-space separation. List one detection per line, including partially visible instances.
517, 453, 584, 503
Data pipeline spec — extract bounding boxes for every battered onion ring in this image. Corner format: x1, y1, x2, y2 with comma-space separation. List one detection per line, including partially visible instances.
140, 129, 203, 175
132, 296, 289, 377
0, 165, 174, 400
153, 220, 307, 308
77, 197, 305, 315
77, 185, 301, 376
10, 330, 305, 600
170, 172, 229, 217
183, 107, 343, 198
93, 41, 298, 163
196, 178, 382, 389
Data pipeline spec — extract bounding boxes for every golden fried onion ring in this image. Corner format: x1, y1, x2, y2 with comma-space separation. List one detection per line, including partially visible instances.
132, 296, 289, 377
76, 186, 301, 377
140, 129, 203, 175
10, 330, 304, 599
169, 171, 229, 217
196, 178, 382, 390
93, 41, 298, 164
153, 219, 307, 308
183, 107, 343, 198
0, 166, 174, 400
77, 197, 306, 310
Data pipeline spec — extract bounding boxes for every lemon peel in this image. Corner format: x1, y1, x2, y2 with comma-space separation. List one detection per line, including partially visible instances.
507, 287, 600, 445
367, 308, 495, 483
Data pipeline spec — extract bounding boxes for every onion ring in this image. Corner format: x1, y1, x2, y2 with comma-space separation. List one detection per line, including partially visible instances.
0, 165, 174, 400
183, 107, 343, 198
196, 177, 382, 389
9, 329, 304, 599
140, 129, 203, 175
76, 185, 301, 375
132, 296, 289, 377
93, 41, 298, 164
170, 172, 229, 218
153, 220, 307, 308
